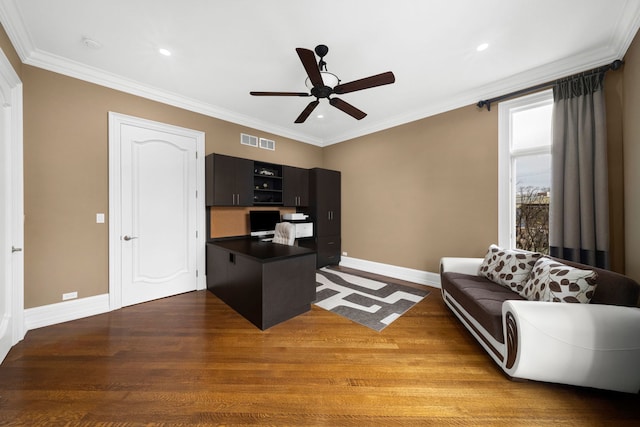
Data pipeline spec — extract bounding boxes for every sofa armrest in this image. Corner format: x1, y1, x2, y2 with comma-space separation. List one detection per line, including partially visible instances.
440, 257, 483, 276
503, 300, 640, 393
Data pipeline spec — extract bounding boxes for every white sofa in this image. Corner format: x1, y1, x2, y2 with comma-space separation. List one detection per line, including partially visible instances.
440, 256, 640, 393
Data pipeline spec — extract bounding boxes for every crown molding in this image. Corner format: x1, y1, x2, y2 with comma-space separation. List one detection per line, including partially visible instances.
24, 49, 325, 146
0, 0, 323, 146
610, 0, 640, 59
322, 46, 625, 146
0, 0, 33, 62
19, 42, 630, 148
1, 0, 638, 147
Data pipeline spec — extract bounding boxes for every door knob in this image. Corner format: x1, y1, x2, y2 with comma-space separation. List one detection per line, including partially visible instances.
12, 246, 22, 253
123, 235, 138, 241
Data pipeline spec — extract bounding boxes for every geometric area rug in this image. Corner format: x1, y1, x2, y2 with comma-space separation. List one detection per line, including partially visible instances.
314, 267, 430, 332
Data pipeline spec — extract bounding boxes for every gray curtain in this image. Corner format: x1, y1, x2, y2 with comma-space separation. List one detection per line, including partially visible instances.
549, 72, 609, 269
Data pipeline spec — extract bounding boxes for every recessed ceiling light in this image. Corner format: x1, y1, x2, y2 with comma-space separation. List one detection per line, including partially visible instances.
158, 48, 172, 56
317, 114, 324, 119
477, 43, 489, 52
82, 37, 102, 49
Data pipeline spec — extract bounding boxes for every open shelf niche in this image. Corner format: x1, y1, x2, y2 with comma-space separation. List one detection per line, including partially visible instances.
253, 161, 283, 205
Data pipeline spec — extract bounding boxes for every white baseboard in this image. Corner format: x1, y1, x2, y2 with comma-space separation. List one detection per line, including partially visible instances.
21, 258, 440, 331
339, 256, 441, 289
24, 294, 111, 332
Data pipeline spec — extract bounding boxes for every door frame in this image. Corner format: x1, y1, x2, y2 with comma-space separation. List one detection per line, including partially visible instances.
108, 112, 206, 310
0, 47, 24, 363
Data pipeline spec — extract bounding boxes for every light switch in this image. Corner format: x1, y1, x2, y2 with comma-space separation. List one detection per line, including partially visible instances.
96, 213, 105, 223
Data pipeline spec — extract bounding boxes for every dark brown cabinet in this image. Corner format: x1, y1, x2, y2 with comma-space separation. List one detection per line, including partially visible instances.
283, 166, 309, 207
205, 155, 342, 268
253, 162, 283, 206
206, 154, 253, 206
207, 241, 316, 330
300, 168, 341, 267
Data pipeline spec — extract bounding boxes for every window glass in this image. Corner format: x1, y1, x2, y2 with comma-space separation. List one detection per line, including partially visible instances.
515, 154, 551, 253
515, 153, 551, 190
511, 103, 553, 151
498, 90, 553, 253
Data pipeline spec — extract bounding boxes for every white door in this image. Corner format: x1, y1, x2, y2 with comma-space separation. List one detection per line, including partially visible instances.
0, 50, 24, 364
109, 113, 205, 308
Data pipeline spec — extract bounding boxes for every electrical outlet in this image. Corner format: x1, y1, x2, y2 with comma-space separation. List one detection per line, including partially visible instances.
62, 291, 78, 301
342, 251, 348, 256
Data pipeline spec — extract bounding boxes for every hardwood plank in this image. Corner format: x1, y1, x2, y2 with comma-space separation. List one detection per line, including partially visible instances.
1, 270, 638, 426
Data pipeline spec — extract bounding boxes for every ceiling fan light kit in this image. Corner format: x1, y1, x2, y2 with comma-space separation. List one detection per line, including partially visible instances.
305, 72, 339, 91
250, 44, 395, 123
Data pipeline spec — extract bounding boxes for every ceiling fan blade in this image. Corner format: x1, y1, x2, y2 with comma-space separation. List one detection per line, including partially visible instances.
295, 100, 320, 123
329, 97, 367, 120
250, 91, 310, 97
296, 48, 323, 88
333, 71, 396, 94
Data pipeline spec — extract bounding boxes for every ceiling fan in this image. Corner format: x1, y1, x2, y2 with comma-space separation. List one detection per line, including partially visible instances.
250, 44, 395, 123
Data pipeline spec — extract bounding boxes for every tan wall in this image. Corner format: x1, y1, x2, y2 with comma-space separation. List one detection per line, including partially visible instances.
0, 24, 21, 77
324, 76, 627, 275
22, 65, 322, 308
323, 105, 499, 273
6, 21, 637, 308
605, 69, 625, 274
624, 32, 640, 283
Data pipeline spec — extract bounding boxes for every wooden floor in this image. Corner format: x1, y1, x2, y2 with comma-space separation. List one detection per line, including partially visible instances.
1, 268, 639, 426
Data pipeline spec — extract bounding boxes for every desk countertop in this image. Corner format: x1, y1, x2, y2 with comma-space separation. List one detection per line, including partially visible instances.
208, 238, 315, 262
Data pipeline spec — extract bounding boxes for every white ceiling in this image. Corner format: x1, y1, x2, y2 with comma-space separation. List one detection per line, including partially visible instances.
1, 0, 639, 146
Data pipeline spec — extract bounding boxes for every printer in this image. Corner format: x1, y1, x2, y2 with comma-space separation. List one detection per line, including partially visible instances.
282, 213, 308, 221
282, 213, 313, 238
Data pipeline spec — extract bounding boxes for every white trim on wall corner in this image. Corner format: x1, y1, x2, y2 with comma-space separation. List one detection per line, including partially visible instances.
339, 256, 441, 289
24, 294, 110, 332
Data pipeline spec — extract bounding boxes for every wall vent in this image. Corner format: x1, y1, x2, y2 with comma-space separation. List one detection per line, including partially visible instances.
241, 133, 258, 147
259, 138, 275, 151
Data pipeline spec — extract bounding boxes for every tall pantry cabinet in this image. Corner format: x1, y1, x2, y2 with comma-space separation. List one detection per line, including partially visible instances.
300, 168, 341, 268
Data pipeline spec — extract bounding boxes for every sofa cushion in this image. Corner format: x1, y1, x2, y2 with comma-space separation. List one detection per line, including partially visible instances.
441, 272, 525, 344
548, 257, 639, 307
478, 244, 542, 297
522, 257, 598, 303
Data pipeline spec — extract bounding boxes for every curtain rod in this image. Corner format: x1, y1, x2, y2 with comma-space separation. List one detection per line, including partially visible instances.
476, 59, 624, 111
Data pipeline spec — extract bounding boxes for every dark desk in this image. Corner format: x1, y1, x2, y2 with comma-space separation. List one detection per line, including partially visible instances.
207, 239, 316, 330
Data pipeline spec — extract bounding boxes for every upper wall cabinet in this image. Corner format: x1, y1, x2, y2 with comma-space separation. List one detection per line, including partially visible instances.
283, 166, 309, 207
206, 153, 313, 209
205, 154, 253, 206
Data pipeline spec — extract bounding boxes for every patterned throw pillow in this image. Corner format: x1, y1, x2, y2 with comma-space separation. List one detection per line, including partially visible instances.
522, 257, 598, 303
478, 244, 542, 296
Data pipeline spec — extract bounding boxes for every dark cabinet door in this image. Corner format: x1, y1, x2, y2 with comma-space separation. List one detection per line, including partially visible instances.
312, 168, 341, 237
305, 168, 341, 267
207, 154, 253, 206
206, 244, 228, 290
297, 168, 309, 207
212, 154, 236, 206
234, 157, 254, 206
283, 166, 309, 207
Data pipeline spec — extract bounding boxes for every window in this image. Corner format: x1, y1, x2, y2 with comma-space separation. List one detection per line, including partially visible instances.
498, 90, 553, 253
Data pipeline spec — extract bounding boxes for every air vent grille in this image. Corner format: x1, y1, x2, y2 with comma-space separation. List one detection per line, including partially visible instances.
259, 138, 275, 151
241, 133, 258, 147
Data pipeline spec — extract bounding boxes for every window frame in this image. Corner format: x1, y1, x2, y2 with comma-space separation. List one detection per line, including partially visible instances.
498, 89, 553, 249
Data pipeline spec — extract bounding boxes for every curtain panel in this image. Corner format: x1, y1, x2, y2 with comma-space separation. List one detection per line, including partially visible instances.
549, 72, 609, 269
